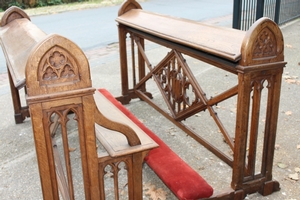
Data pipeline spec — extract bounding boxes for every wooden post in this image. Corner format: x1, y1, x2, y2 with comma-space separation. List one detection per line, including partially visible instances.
26, 34, 100, 200
232, 17, 285, 194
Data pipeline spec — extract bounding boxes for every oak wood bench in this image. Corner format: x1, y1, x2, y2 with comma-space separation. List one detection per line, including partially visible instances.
0, 6, 46, 123
0, 6, 158, 200
115, 0, 286, 199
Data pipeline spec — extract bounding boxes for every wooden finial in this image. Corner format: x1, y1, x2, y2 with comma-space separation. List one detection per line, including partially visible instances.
0, 6, 30, 27
240, 17, 284, 66
118, 0, 142, 16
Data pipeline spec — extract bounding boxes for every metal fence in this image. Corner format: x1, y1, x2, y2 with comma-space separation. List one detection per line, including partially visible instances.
233, 0, 300, 30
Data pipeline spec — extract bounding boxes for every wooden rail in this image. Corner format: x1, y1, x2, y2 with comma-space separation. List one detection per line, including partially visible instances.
116, 0, 286, 199
0, 6, 158, 200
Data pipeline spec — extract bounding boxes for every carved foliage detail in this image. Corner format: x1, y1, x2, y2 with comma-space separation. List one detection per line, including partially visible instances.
39, 46, 79, 85
253, 28, 276, 59
155, 51, 202, 118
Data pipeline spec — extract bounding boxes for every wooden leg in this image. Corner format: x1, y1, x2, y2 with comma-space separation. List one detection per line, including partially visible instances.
116, 25, 131, 104
7, 69, 24, 123
232, 68, 283, 195
7, 66, 30, 124
132, 152, 146, 200
259, 180, 280, 196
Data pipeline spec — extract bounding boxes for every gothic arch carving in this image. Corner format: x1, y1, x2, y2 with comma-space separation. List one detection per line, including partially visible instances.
26, 34, 92, 96
38, 46, 80, 86
240, 17, 284, 66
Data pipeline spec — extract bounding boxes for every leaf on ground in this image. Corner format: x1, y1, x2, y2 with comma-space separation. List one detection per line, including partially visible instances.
69, 147, 76, 152
288, 173, 299, 181
104, 171, 113, 178
230, 108, 237, 113
285, 79, 297, 84
120, 189, 126, 196
284, 75, 300, 85
144, 183, 167, 200
275, 144, 280, 150
167, 127, 177, 136
277, 162, 288, 169
285, 111, 292, 116
155, 188, 167, 200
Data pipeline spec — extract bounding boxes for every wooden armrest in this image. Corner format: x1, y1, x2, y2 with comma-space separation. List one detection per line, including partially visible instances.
94, 98, 141, 146
94, 91, 158, 157
116, 9, 245, 62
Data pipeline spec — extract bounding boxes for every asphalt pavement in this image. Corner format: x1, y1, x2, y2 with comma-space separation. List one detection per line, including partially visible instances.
0, 3, 300, 200
0, 0, 233, 74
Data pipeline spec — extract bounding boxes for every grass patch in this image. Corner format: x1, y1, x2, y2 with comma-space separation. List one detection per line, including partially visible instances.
0, 0, 145, 18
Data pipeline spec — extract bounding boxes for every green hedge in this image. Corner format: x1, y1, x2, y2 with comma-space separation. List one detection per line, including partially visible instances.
0, 0, 88, 10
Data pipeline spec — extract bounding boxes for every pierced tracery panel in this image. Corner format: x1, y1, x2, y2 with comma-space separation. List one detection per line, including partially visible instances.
47, 105, 85, 199
245, 76, 273, 179
99, 157, 131, 199
154, 50, 206, 120
38, 46, 80, 86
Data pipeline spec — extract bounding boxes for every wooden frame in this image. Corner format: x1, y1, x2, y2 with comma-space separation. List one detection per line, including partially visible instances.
0, 6, 39, 123
116, 0, 286, 198
0, 6, 158, 200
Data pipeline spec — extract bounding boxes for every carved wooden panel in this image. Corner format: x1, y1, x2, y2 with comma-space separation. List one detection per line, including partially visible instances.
253, 28, 276, 59
153, 50, 206, 120
45, 104, 87, 200
26, 34, 92, 97
99, 155, 133, 199
39, 46, 80, 86
240, 18, 284, 66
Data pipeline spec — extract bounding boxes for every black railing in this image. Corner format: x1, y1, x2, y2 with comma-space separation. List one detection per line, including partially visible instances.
233, 0, 300, 30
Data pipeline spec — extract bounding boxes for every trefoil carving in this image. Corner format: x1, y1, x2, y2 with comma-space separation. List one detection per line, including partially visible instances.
253, 28, 276, 59
39, 46, 79, 86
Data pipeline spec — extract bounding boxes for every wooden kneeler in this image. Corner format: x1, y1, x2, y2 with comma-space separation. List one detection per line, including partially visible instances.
115, 0, 285, 199
99, 88, 214, 199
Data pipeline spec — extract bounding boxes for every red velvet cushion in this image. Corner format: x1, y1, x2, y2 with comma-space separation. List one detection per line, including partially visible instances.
98, 89, 213, 199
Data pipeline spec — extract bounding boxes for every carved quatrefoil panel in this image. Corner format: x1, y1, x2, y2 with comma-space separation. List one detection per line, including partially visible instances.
38, 46, 80, 86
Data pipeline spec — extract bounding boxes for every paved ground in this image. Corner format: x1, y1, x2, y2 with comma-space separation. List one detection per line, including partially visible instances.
0, 3, 299, 200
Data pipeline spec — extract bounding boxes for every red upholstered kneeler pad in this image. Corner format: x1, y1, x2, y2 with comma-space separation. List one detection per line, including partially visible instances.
98, 89, 213, 199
